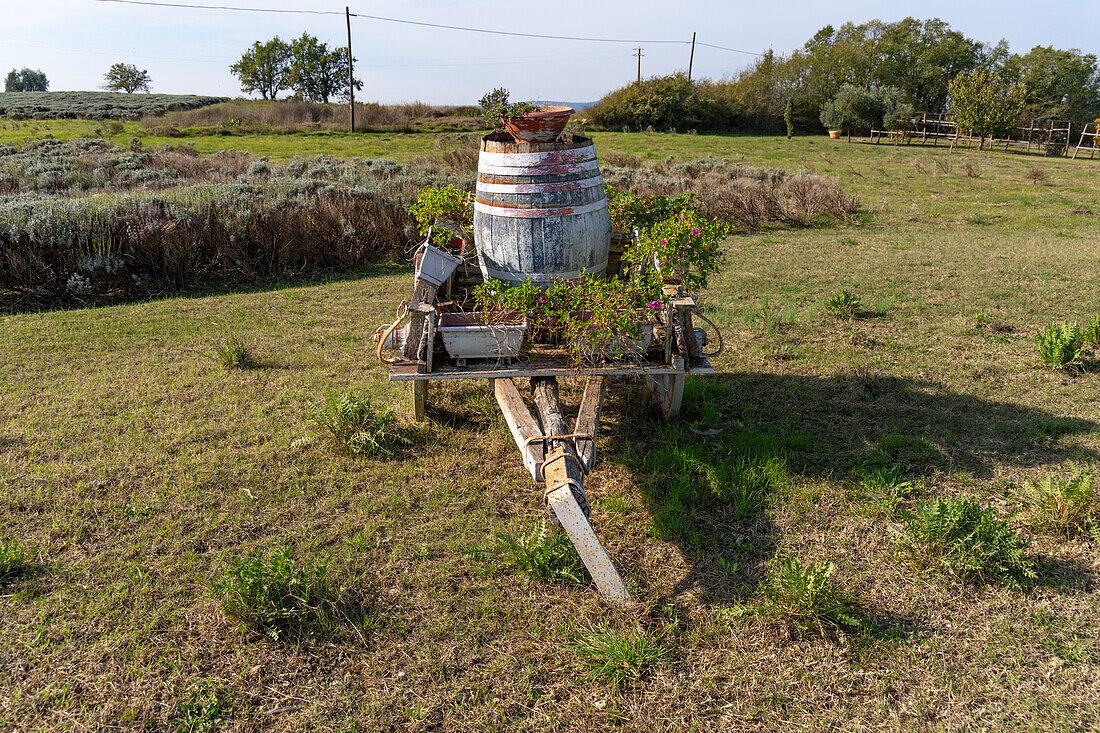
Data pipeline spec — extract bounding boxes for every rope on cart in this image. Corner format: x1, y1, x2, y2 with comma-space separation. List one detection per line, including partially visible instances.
375, 300, 411, 365
523, 433, 594, 474
694, 311, 725, 358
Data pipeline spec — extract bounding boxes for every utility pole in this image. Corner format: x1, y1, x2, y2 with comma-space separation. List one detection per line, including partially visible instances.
346, 6, 355, 133
687, 32, 696, 82
634, 47, 643, 83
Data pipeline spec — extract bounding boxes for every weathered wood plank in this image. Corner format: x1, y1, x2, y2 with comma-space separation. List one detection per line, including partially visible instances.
388, 361, 710, 381
574, 376, 607, 472
546, 483, 632, 606
493, 378, 545, 482
533, 377, 589, 521
402, 279, 440, 361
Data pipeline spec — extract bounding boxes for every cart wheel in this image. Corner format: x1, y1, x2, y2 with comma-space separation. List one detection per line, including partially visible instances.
413, 380, 428, 422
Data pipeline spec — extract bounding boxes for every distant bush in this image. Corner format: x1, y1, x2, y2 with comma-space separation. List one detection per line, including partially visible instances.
0, 91, 225, 120
0, 139, 470, 305
585, 74, 750, 132
601, 158, 858, 232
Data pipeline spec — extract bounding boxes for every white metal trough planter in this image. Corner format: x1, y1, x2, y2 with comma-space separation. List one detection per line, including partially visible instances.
437, 312, 527, 365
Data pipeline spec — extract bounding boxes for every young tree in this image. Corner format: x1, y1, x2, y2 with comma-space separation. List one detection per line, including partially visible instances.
479, 87, 509, 111
230, 37, 291, 100
104, 63, 151, 93
288, 33, 359, 103
948, 69, 1025, 150
4, 68, 49, 92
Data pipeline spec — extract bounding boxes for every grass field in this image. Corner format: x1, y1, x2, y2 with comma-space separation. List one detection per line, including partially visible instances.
2, 129, 1100, 731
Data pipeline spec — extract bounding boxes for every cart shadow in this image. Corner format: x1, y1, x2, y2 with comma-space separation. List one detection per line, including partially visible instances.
603, 370, 1100, 609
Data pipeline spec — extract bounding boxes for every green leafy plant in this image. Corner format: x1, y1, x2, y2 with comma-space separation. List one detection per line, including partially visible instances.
892, 498, 1036, 588
169, 680, 228, 733
1035, 321, 1087, 369
825, 289, 861, 319
478, 87, 539, 129
860, 463, 917, 507
1084, 314, 1100, 347
213, 336, 257, 369
472, 273, 662, 366
1019, 466, 1098, 538
308, 389, 410, 457
408, 183, 473, 249
570, 624, 668, 690
761, 557, 868, 637
0, 539, 32, 581
212, 546, 336, 639
465, 519, 588, 584
947, 70, 1025, 151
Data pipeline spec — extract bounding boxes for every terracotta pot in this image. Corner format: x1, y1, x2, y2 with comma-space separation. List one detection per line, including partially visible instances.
502, 106, 574, 143
828, 130, 842, 139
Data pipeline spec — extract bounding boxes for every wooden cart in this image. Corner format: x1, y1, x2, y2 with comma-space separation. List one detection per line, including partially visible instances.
382, 238, 715, 605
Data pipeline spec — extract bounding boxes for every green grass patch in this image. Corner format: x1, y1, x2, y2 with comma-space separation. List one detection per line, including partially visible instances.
570, 624, 669, 690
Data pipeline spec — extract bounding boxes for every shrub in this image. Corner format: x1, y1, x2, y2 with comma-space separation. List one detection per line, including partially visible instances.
892, 498, 1035, 588
570, 624, 668, 690
0, 91, 225, 120
465, 519, 588, 584
308, 389, 410, 457
212, 546, 336, 639
585, 73, 749, 132
1024, 166, 1049, 185
1020, 466, 1098, 538
761, 557, 868, 637
1035, 322, 1087, 369
825, 290, 861, 319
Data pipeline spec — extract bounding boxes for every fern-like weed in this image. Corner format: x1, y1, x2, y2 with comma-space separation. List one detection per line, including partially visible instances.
1020, 466, 1097, 538
1035, 322, 1086, 370
893, 498, 1035, 588
825, 290, 861, 319
466, 519, 588, 584
762, 557, 869, 637
308, 389, 410, 457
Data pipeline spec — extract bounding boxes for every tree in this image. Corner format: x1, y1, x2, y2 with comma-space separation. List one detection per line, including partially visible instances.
1002, 46, 1100, 127
230, 37, 291, 100
947, 70, 1025, 150
288, 33, 359, 103
4, 68, 49, 92
104, 63, 151, 93
479, 87, 509, 110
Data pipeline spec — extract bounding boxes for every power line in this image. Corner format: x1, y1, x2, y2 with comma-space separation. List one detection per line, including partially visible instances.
92, 0, 763, 52
92, 0, 342, 14
350, 12, 687, 45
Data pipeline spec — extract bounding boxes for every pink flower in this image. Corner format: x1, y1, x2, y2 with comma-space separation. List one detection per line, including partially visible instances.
645, 300, 662, 310
659, 238, 668, 245
538, 296, 546, 303
691, 228, 701, 237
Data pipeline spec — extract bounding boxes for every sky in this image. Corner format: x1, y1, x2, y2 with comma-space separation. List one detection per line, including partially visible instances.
2, 0, 1098, 104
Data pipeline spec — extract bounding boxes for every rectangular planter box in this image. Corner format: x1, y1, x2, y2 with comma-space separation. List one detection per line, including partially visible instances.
437, 312, 527, 364
415, 243, 463, 287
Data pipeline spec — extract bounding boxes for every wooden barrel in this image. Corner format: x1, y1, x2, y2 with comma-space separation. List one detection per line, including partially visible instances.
474, 133, 612, 285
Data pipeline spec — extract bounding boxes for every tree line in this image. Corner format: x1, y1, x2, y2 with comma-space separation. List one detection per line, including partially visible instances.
586, 17, 1100, 134
230, 34, 360, 103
